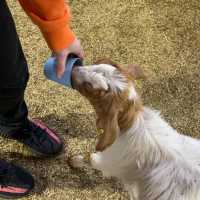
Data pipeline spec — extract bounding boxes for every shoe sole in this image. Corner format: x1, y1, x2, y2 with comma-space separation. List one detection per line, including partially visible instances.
0, 163, 34, 200
0, 190, 31, 199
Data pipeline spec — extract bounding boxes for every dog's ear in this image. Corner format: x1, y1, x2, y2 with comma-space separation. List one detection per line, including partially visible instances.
96, 103, 120, 152
127, 64, 146, 80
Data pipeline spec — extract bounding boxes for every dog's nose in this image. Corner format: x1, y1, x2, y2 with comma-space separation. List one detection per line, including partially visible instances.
71, 66, 84, 89
72, 66, 82, 75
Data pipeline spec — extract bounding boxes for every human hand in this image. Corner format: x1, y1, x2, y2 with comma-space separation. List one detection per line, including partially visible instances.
53, 38, 84, 78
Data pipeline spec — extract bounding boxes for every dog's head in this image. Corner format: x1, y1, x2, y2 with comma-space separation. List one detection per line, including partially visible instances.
72, 59, 145, 151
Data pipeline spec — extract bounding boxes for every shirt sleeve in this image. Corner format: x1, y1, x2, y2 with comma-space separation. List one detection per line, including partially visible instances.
18, 0, 76, 52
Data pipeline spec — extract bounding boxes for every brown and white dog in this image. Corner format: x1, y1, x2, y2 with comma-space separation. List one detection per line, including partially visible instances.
70, 60, 200, 200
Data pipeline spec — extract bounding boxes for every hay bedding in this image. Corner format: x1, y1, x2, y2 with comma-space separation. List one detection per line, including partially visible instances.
1, 0, 199, 199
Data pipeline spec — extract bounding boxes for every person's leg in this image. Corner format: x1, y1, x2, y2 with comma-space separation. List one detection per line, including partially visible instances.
0, 1, 63, 198
0, 0, 29, 129
0, 1, 34, 198
0, 0, 63, 157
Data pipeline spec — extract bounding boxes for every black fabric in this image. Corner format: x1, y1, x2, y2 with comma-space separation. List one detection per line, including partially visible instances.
0, 0, 29, 129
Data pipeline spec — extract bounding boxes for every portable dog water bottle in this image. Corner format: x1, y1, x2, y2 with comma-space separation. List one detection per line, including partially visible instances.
44, 54, 83, 88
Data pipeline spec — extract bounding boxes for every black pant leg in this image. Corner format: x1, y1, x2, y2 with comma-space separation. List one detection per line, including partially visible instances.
0, 0, 29, 130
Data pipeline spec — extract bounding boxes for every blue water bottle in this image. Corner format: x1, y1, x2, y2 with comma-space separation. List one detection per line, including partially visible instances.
44, 54, 83, 88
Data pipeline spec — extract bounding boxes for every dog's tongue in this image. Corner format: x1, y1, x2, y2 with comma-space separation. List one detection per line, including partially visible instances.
44, 54, 83, 88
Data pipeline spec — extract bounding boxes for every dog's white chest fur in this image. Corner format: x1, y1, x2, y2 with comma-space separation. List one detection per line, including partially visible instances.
71, 62, 200, 200
91, 107, 200, 200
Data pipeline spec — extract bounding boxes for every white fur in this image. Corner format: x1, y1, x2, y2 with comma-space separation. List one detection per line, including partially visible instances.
129, 86, 138, 100
73, 64, 200, 199
91, 107, 200, 200
75, 64, 128, 91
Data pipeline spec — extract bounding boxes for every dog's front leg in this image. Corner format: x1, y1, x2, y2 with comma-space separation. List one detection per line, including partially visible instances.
68, 152, 109, 176
124, 183, 139, 200
91, 152, 114, 177
68, 152, 104, 168
68, 154, 92, 169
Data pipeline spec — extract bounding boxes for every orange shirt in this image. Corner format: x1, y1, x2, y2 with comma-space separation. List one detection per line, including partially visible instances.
18, 0, 75, 52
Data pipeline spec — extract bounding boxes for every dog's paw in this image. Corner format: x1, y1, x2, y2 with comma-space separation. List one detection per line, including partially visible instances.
90, 152, 103, 169
68, 155, 85, 168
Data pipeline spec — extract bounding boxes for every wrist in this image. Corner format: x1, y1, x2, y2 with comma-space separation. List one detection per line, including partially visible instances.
42, 26, 76, 52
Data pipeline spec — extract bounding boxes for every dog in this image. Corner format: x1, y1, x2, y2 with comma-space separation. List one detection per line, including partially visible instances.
69, 59, 200, 200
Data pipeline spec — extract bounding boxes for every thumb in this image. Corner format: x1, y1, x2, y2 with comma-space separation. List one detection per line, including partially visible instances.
76, 50, 84, 59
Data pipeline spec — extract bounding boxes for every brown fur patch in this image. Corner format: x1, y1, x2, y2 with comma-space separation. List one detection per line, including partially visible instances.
95, 58, 145, 81
72, 60, 144, 151
95, 86, 143, 151
127, 64, 146, 80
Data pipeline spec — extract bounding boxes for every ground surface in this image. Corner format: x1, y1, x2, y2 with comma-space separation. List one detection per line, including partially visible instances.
2, 0, 200, 199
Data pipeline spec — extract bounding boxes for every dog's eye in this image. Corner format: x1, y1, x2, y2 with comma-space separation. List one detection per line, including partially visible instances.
84, 82, 93, 91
